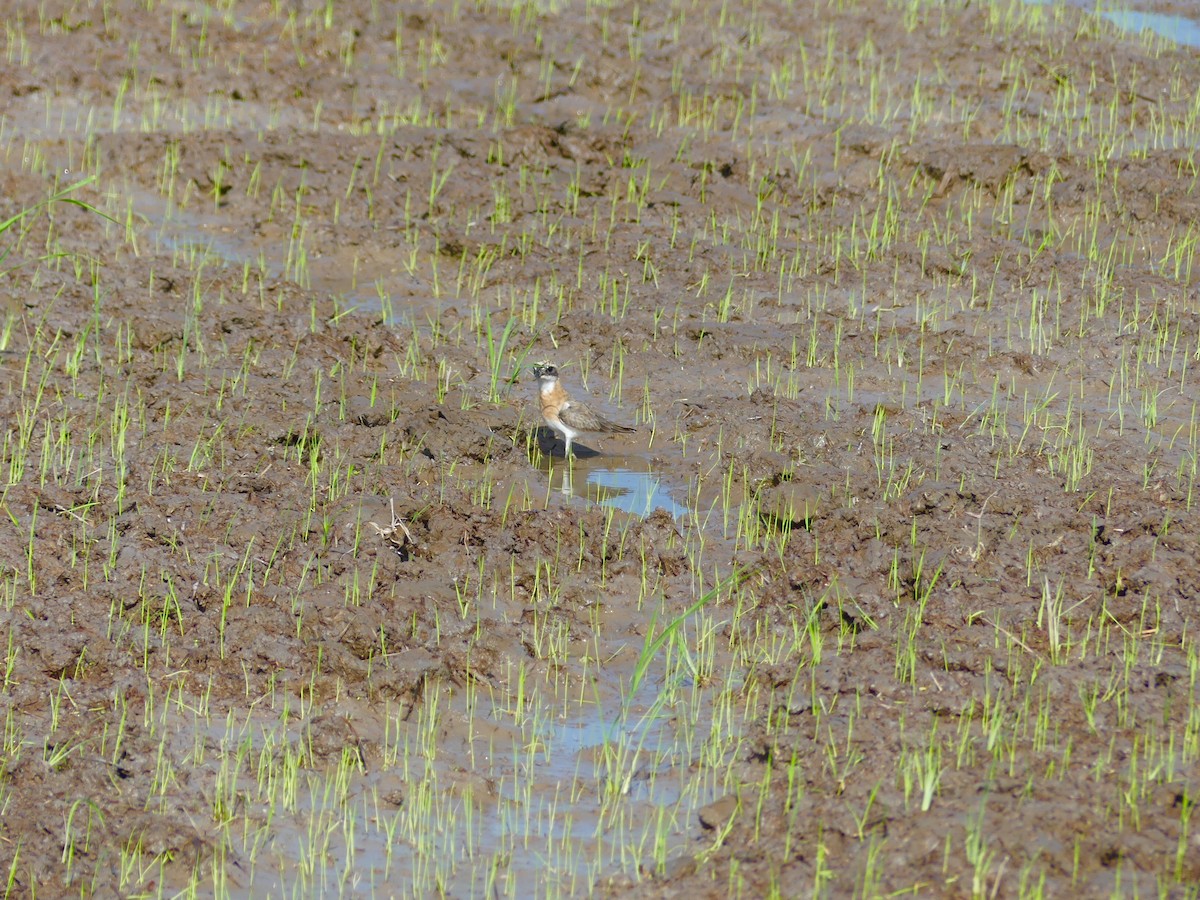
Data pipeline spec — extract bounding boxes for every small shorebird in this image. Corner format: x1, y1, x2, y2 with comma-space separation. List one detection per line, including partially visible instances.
531, 363, 635, 457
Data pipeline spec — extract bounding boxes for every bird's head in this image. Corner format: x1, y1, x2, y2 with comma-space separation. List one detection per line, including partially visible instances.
531, 363, 559, 382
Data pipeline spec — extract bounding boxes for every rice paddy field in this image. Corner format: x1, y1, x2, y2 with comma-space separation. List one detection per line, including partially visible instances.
2, 0, 1200, 896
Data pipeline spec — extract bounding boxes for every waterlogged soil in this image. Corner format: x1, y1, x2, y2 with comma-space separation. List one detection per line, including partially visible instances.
3, 0, 1200, 896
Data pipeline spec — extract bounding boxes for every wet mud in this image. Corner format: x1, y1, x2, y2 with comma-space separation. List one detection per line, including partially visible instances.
2, 0, 1200, 896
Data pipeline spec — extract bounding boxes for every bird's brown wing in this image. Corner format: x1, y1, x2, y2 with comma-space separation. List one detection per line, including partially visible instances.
560, 400, 635, 433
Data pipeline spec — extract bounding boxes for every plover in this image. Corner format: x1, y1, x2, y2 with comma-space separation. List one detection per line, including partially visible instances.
531, 363, 635, 457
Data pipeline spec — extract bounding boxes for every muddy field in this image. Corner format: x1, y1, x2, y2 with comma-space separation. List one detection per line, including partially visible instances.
2, 0, 1200, 896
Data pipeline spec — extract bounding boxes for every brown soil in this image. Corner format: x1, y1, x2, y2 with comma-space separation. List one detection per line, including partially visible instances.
2, 0, 1200, 896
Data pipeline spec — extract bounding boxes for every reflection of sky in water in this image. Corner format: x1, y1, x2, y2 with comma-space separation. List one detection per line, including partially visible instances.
134, 188, 413, 325
1025, 1, 1200, 49
504, 677, 680, 799
471, 675, 713, 894
1102, 8, 1200, 47
585, 467, 691, 519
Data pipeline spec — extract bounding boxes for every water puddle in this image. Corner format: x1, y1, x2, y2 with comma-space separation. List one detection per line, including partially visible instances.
580, 466, 691, 520
1026, 1, 1200, 49
0, 143, 416, 325
122, 185, 413, 324
1100, 8, 1200, 47
541, 452, 694, 521
200, 672, 718, 896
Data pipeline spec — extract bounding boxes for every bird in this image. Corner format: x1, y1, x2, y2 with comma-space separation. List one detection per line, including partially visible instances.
531, 363, 635, 457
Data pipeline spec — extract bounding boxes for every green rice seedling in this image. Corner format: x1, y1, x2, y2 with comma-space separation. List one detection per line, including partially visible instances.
965, 795, 1001, 896
60, 798, 103, 885
482, 313, 533, 404
629, 572, 743, 700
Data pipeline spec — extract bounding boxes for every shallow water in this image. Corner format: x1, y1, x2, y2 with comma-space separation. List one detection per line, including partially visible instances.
554, 457, 693, 521
4, 0, 1200, 896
